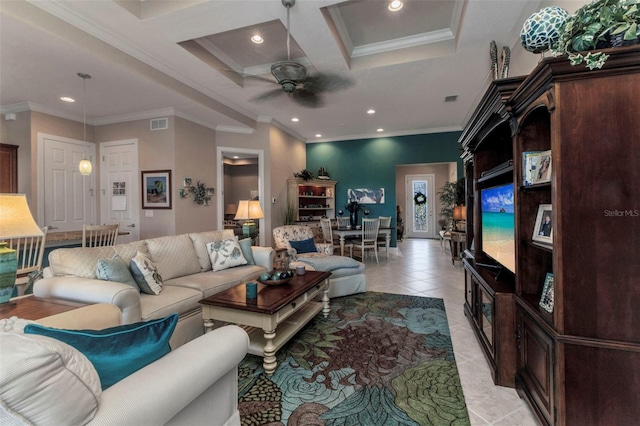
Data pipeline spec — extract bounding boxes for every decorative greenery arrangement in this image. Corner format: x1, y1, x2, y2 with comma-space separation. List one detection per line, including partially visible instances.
437, 179, 465, 230
343, 201, 363, 214
414, 192, 427, 205
284, 201, 296, 225
554, 0, 639, 69
294, 169, 314, 181
188, 181, 208, 204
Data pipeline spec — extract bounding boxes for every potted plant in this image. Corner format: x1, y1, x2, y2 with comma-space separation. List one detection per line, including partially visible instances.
553, 0, 639, 69
437, 179, 465, 231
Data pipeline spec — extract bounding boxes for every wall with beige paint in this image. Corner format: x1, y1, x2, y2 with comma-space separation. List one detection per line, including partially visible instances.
96, 117, 175, 239
1, 111, 32, 200
269, 125, 305, 232
174, 117, 217, 234
224, 163, 259, 207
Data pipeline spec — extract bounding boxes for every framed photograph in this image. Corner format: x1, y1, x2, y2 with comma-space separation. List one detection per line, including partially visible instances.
142, 170, 172, 209
532, 150, 552, 184
532, 204, 553, 245
539, 273, 555, 313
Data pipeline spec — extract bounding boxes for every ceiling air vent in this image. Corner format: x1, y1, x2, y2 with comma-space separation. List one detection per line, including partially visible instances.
444, 95, 458, 103
150, 118, 168, 130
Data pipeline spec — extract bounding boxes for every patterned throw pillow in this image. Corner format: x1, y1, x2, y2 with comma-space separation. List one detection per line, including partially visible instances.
206, 238, 248, 272
130, 251, 163, 295
96, 254, 140, 290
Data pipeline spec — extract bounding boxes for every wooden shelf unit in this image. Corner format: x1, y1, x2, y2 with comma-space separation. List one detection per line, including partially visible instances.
508, 46, 640, 425
287, 178, 336, 233
459, 76, 524, 388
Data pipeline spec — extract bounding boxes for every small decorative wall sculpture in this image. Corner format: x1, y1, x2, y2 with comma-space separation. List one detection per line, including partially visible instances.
180, 178, 213, 205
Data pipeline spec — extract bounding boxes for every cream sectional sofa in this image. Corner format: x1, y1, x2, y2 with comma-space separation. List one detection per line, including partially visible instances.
34, 230, 275, 348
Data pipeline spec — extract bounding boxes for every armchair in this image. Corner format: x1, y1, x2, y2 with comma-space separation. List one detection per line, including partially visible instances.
272, 225, 366, 298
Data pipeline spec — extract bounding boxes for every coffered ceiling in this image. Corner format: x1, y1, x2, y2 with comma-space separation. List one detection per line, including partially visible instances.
0, 0, 545, 142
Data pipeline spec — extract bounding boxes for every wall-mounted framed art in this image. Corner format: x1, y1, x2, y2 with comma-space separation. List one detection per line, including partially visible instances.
142, 170, 172, 209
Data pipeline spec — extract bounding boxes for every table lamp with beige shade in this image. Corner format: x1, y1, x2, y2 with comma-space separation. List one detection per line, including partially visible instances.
234, 200, 264, 237
453, 205, 467, 232
0, 194, 46, 302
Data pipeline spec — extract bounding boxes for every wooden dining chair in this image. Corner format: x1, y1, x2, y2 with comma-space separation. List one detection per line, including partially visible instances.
336, 216, 351, 228
352, 218, 380, 263
82, 224, 119, 248
320, 218, 352, 257
4, 227, 48, 296
377, 216, 392, 256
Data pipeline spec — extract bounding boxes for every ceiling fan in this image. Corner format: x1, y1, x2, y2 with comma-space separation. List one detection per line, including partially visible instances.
250, 0, 353, 108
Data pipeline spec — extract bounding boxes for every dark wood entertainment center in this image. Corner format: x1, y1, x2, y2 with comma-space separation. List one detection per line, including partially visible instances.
459, 46, 640, 425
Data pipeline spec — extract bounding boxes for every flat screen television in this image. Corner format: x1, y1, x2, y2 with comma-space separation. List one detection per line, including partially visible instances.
480, 183, 515, 274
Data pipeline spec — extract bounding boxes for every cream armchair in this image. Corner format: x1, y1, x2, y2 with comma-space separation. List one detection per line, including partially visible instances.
272, 225, 367, 298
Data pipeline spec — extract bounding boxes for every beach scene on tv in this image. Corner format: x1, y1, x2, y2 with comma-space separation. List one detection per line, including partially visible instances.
481, 183, 515, 273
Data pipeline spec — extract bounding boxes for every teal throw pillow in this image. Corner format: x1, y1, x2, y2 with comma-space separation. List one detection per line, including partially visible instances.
96, 254, 139, 290
289, 238, 318, 254
24, 313, 178, 390
238, 238, 255, 265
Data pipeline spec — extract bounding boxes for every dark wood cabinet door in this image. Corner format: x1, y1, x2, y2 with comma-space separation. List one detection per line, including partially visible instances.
0, 144, 18, 193
516, 308, 554, 425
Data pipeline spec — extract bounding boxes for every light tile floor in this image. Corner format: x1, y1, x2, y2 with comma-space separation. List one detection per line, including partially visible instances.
362, 238, 540, 426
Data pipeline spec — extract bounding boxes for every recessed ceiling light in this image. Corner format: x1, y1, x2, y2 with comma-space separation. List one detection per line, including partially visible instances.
315, 134, 322, 138
60, 96, 75, 103
251, 35, 264, 44
388, 1, 403, 12
233, 156, 239, 159
291, 117, 299, 122
377, 128, 384, 132
367, 109, 376, 115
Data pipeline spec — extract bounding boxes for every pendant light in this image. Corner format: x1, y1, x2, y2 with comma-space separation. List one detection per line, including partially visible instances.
78, 72, 92, 176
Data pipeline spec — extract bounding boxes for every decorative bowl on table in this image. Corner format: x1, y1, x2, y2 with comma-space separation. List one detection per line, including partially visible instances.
257, 269, 296, 286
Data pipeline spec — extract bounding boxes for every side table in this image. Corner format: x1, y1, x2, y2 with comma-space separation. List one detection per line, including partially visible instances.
450, 231, 466, 265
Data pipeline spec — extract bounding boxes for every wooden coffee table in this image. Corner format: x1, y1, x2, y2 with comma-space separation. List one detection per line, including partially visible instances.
0, 295, 87, 321
199, 270, 331, 375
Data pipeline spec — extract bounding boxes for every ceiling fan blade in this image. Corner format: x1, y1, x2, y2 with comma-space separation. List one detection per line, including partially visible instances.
250, 88, 285, 103
291, 89, 323, 108
302, 72, 354, 93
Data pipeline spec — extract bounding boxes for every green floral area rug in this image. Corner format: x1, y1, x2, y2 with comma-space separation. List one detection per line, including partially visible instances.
238, 291, 470, 426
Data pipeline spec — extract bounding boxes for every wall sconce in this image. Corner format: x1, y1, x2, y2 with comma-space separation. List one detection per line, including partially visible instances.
179, 178, 213, 205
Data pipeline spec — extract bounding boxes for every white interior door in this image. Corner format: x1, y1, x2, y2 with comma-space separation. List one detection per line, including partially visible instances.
39, 134, 95, 232
405, 174, 436, 239
100, 139, 139, 243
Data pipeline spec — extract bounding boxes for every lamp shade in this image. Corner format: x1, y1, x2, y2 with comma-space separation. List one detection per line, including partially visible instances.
78, 159, 92, 176
234, 200, 264, 220
225, 204, 238, 215
0, 194, 44, 238
453, 205, 466, 221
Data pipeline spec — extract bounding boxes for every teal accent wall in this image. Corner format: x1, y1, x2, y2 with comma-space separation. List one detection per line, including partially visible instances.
306, 131, 463, 246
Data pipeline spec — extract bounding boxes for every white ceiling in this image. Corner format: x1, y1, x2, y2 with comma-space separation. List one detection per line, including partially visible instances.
0, 0, 546, 143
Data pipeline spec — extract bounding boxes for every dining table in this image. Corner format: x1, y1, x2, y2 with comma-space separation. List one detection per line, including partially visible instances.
333, 226, 393, 259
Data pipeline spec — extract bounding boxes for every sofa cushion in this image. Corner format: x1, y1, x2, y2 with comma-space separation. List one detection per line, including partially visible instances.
146, 234, 201, 280
139, 285, 203, 322
130, 251, 163, 295
207, 238, 248, 272
289, 237, 318, 254
165, 265, 266, 298
96, 254, 140, 290
113, 240, 148, 264
189, 230, 235, 271
0, 331, 101, 425
25, 314, 178, 390
238, 237, 255, 265
48, 246, 116, 279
